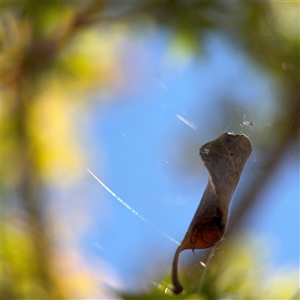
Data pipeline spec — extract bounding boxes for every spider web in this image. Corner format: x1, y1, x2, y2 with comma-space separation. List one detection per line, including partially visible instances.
83, 5, 299, 295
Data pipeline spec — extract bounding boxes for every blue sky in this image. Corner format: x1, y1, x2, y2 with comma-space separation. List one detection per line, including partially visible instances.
79, 30, 299, 291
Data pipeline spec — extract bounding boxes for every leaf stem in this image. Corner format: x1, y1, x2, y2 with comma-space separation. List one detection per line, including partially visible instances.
171, 245, 184, 295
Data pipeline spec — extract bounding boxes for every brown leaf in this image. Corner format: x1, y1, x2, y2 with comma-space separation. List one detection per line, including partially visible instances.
171, 132, 252, 295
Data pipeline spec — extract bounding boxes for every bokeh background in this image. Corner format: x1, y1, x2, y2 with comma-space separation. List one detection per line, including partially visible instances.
2, 1, 299, 299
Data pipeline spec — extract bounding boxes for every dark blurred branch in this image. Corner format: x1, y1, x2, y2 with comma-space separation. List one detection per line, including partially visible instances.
196, 76, 299, 270
226, 77, 300, 238
24, 2, 105, 66
3, 1, 105, 87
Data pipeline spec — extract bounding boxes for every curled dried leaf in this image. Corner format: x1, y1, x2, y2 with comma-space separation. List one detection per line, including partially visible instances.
172, 132, 252, 295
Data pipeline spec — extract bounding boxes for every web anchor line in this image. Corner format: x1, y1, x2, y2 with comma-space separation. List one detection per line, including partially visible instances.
84, 165, 180, 246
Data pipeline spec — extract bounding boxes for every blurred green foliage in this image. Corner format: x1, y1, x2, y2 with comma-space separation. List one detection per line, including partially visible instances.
2, 1, 299, 299
123, 237, 299, 299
